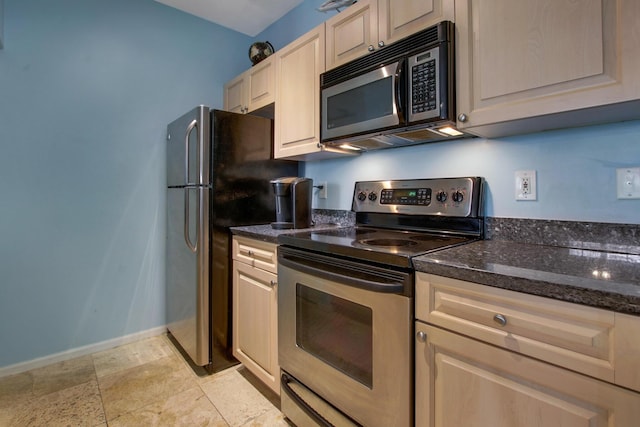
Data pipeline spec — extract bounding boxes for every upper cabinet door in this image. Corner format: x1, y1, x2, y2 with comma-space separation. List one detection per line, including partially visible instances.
223, 73, 247, 114
326, 0, 454, 70
274, 23, 326, 159
455, 0, 640, 137
325, 0, 379, 69
378, 0, 454, 46
223, 55, 275, 114
246, 55, 275, 112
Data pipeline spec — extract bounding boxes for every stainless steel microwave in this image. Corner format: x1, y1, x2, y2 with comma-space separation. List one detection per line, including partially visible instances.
320, 21, 468, 151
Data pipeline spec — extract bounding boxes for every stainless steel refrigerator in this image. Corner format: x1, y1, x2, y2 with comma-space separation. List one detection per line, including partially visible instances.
166, 106, 298, 371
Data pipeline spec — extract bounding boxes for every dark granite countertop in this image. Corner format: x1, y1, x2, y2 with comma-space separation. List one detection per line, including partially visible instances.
230, 209, 355, 243
232, 213, 640, 315
230, 222, 344, 244
413, 240, 640, 315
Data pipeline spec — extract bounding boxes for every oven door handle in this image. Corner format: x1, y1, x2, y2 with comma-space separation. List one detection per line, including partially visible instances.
279, 250, 410, 295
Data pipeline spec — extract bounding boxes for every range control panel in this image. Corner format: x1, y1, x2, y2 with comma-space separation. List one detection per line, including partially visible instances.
352, 178, 482, 217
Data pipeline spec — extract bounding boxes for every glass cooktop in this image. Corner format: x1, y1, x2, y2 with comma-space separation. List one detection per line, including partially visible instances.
278, 226, 475, 268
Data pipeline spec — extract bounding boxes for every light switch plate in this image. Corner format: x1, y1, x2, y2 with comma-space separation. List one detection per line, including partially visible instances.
515, 170, 537, 201
616, 167, 640, 199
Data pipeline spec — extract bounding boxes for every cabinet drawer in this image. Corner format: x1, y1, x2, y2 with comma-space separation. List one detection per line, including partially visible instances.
416, 273, 616, 383
232, 236, 278, 274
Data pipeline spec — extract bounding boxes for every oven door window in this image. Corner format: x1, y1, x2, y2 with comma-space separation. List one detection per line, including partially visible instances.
295, 284, 373, 388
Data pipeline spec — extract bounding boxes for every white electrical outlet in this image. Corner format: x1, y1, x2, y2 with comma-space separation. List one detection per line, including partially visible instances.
616, 167, 640, 199
318, 181, 328, 199
515, 170, 537, 201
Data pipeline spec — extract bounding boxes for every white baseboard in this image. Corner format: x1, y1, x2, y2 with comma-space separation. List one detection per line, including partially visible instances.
0, 326, 168, 378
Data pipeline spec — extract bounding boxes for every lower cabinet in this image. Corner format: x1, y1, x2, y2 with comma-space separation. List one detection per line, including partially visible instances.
415, 273, 640, 426
231, 236, 279, 395
415, 322, 640, 427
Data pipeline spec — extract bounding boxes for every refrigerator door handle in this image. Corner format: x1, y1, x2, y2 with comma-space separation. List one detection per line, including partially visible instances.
184, 119, 198, 185
183, 187, 198, 253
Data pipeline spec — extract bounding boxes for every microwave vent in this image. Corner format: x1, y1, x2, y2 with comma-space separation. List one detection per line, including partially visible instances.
322, 21, 453, 86
324, 124, 469, 151
395, 128, 446, 141
333, 134, 419, 151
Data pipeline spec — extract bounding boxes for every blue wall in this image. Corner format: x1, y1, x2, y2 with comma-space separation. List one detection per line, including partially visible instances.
1, 0, 638, 369
0, 0, 251, 367
258, 2, 640, 225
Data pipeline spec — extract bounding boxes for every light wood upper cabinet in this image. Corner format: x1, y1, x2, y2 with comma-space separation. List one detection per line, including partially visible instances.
223, 55, 275, 114
274, 23, 326, 160
378, 0, 454, 47
455, 0, 640, 137
325, 0, 378, 69
326, 0, 454, 70
223, 73, 246, 114
231, 236, 280, 395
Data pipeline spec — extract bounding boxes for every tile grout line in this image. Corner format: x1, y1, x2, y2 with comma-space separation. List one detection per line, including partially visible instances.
90, 354, 109, 426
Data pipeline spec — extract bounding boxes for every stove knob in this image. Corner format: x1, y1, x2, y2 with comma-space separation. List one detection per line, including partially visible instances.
436, 191, 447, 203
357, 191, 367, 201
452, 191, 464, 203
368, 192, 378, 201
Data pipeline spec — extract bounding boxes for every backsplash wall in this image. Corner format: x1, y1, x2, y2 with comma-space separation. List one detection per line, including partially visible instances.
304, 120, 640, 224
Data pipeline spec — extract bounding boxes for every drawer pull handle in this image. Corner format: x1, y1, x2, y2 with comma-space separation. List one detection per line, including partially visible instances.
493, 314, 507, 326
269, 280, 277, 287
416, 331, 427, 342
247, 250, 254, 256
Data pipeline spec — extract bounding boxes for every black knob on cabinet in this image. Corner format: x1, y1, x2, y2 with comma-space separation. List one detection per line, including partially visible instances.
357, 191, 367, 201
368, 192, 377, 201
436, 191, 447, 203
452, 191, 464, 203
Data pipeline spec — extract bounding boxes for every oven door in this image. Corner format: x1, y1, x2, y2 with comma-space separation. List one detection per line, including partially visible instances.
321, 61, 403, 142
278, 247, 412, 427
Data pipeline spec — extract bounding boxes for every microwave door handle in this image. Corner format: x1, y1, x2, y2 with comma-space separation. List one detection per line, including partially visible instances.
394, 58, 406, 124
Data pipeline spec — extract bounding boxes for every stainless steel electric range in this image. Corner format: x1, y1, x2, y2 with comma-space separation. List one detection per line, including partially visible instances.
277, 177, 484, 427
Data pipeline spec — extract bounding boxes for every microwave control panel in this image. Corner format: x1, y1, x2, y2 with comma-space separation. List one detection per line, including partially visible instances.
408, 46, 440, 122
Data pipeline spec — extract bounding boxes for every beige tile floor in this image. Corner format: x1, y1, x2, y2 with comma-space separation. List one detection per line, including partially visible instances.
0, 334, 291, 426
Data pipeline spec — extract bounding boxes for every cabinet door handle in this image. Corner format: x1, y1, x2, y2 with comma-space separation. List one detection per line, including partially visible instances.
269, 280, 277, 287
246, 250, 254, 256
416, 331, 427, 342
458, 113, 468, 122
493, 314, 507, 326
378, 41, 385, 48
368, 45, 375, 52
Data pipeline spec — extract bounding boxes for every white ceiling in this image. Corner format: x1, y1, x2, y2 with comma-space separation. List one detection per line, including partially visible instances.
154, 0, 304, 37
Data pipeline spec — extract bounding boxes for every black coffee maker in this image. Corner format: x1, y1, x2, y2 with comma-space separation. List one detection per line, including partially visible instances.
270, 177, 313, 229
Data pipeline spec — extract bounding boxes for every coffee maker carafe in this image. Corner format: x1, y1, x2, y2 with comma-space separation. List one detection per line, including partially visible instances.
270, 177, 313, 229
